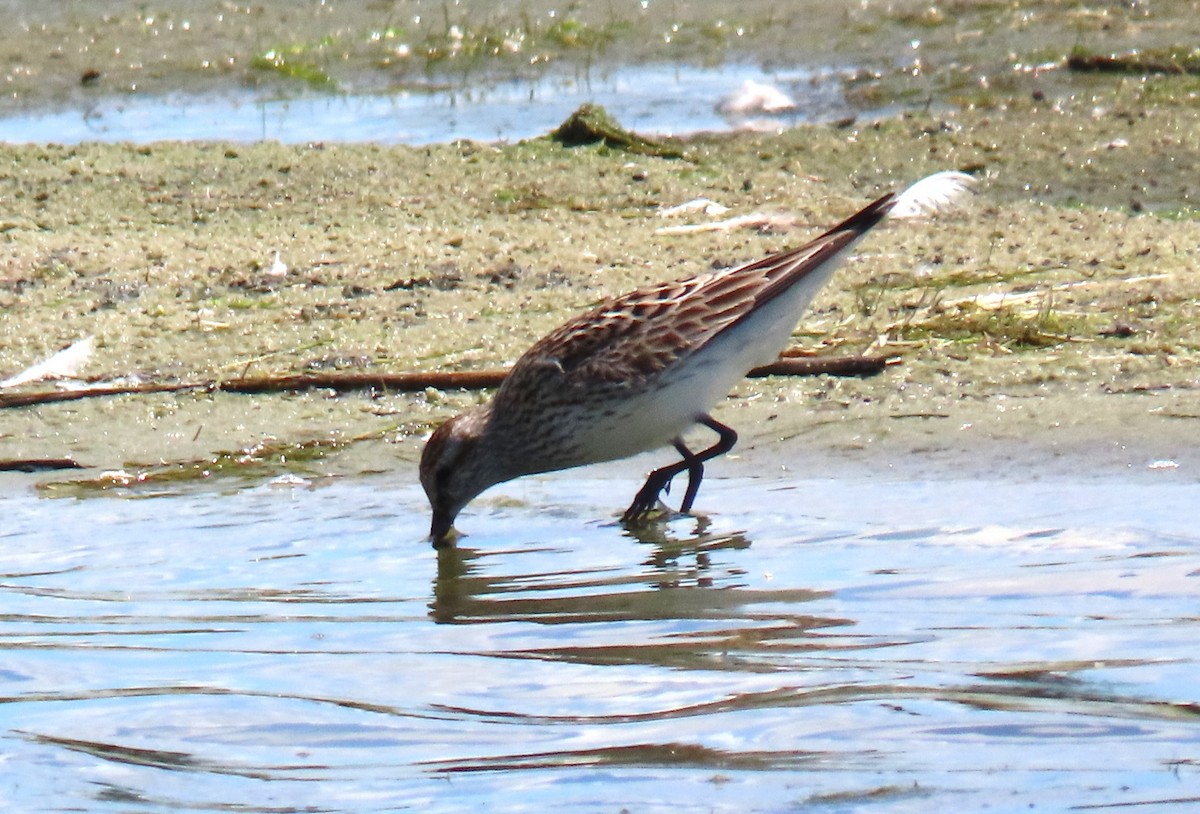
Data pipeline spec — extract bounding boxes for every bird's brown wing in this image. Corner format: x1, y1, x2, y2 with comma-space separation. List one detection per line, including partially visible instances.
501, 192, 895, 392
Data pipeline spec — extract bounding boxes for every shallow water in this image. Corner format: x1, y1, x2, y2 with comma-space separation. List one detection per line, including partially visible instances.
1, 473, 1197, 811
0, 62, 852, 145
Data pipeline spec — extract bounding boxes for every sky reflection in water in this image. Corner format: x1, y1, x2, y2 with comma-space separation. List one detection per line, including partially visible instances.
1, 473, 1197, 812
0, 63, 850, 145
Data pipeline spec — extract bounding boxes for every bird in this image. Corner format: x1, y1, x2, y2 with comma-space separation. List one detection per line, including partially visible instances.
420, 171, 974, 547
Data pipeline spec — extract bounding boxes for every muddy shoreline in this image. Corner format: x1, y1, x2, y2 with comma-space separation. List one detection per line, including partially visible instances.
3, 96, 1198, 498
2, 2, 1199, 499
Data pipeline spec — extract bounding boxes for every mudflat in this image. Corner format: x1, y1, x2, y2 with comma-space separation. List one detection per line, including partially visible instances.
1, 1, 1198, 494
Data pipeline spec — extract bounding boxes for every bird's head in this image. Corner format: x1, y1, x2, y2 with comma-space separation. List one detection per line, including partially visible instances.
419, 410, 497, 548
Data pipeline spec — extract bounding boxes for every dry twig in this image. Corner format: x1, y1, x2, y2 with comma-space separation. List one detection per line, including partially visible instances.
0, 354, 893, 410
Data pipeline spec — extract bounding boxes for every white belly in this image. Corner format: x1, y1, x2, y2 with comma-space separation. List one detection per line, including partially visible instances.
571, 246, 850, 464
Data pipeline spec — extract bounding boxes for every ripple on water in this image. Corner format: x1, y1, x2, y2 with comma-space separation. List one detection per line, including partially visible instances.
0, 474, 1197, 812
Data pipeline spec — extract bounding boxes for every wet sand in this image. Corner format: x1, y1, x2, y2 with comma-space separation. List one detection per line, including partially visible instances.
2, 1, 1199, 496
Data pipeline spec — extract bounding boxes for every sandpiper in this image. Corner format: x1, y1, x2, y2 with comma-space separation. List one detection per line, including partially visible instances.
420, 171, 973, 546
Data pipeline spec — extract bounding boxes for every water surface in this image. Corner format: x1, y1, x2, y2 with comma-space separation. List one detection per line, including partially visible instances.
0, 63, 850, 145
2, 473, 1197, 811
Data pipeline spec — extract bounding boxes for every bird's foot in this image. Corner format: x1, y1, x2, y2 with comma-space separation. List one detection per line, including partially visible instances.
621, 484, 672, 524
621, 502, 675, 526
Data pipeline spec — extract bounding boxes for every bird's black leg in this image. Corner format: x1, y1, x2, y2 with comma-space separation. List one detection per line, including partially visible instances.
622, 444, 691, 522
678, 415, 738, 513
622, 415, 738, 522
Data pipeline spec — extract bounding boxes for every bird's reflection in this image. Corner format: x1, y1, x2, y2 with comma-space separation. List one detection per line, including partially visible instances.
621, 511, 750, 588
429, 514, 828, 627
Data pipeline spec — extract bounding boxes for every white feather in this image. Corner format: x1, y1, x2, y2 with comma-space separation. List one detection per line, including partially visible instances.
266, 250, 288, 278
0, 336, 95, 389
888, 170, 976, 219
717, 80, 797, 115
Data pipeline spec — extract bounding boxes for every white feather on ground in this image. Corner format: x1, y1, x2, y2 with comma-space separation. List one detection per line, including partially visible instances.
266, 250, 288, 278
0, 336, 95, 389
716, 80, 797, 115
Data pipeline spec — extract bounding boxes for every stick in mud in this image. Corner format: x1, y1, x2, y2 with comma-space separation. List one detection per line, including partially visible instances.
0, 354, 893, 410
